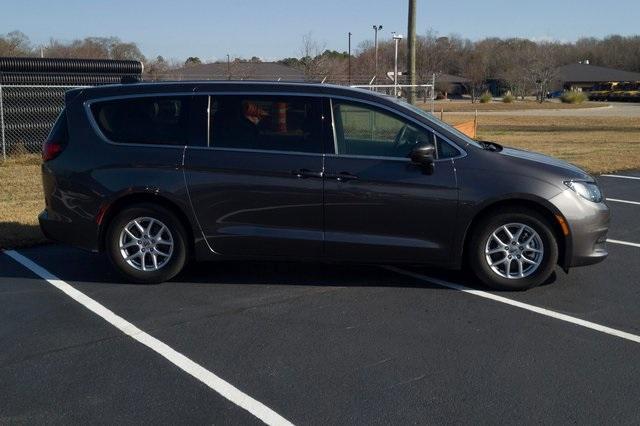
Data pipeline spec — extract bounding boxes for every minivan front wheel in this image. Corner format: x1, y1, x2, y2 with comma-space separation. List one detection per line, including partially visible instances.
106, 203, 187, 284
469, 208, 558, 290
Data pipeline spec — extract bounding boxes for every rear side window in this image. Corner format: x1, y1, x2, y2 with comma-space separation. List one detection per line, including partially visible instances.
208, 95, 323, 153
91, 96, 189, 145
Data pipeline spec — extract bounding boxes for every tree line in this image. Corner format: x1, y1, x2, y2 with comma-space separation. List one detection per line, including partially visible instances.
279, 32, 640, 101
2, 30, 639, 99
0, 31, 145, 61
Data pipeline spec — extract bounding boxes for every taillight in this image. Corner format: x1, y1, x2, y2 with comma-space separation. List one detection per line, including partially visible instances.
42, 139, 65, 162
42, 109, 69, 162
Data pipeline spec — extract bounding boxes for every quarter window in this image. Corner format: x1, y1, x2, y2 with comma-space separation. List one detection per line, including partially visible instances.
437, 135, 460, 159
208, 96, 323, 153
91, 97, 189, 145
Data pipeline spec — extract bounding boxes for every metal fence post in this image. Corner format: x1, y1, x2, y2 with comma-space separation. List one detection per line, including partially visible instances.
431, 73, 436, 115
0, 83, 6, 161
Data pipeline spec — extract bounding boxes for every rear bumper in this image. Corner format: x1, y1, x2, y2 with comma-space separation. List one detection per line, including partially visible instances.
39, 209, 99, 252
549, 190, 610, 268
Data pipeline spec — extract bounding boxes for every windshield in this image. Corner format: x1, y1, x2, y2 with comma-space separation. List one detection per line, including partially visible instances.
391, 97, 483, 149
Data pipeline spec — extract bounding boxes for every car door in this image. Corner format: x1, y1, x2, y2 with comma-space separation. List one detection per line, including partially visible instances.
323, 99, 459, 263
184, 94, 326, 258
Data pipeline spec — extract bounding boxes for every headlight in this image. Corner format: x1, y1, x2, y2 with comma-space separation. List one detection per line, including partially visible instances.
564, 181, 603, 203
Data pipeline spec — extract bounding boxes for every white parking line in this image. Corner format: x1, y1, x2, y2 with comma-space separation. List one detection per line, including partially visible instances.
607, 239, 640, 248
601, 174, 640, 181
385, 266, 640, 345
3, 250, 293, 426
606, 198, 640, 206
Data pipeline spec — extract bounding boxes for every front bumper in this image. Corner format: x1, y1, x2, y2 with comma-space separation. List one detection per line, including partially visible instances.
549, 190, 610, 268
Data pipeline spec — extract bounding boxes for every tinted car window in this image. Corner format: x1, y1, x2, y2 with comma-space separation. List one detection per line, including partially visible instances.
333, 101, 434, 158
209, 96, 323, 153
437, 136, 460, 159
91, 96, 189, 145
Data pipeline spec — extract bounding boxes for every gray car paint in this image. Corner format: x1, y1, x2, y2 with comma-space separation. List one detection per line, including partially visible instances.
38, 81, 609, 272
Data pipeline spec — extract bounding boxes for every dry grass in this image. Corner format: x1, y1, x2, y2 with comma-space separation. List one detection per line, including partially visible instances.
442, 114, 640, 174
424, 100, 609, 112
0, 154, 46, 249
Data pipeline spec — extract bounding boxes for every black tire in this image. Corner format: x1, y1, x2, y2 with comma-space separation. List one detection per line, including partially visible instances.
468, 207, 558, 291
105, 203, 188, 284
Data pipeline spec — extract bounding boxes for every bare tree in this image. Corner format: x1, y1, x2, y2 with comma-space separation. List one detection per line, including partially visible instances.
496, 38, 537, 99
461, 48, 490, 103
43, 36, 144, 61
145, 55, 171, 81
527, 43, 559, 102
111, 42, 144, 61
0, 31, 32, 56
298, 32, 327, 80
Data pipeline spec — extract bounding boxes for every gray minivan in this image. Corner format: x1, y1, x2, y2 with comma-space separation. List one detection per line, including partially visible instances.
39, 81, 610, 290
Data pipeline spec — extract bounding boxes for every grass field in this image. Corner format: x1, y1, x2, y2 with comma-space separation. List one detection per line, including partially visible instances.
423, 100, 609, 112
441, 114, 640, 173
0, 155, 46, 249
1, 112, 639, 249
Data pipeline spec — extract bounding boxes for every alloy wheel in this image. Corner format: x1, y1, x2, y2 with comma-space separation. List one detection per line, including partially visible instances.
484, 223, 544, 279
118, 217, 174, 272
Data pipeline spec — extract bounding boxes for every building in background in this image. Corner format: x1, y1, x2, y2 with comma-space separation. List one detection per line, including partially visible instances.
555, 63, 640, 92
169, 62, 305, 81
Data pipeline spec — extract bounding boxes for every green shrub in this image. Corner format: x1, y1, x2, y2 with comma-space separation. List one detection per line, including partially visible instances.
502, 93, 515, 103
560, 91, 587, 104
479, 92, 492, 103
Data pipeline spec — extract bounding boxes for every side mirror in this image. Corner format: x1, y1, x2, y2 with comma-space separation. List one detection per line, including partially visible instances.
409, 142, 436, 173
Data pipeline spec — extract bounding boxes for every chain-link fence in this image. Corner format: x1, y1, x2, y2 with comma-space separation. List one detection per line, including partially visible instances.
0, 85, 85, 160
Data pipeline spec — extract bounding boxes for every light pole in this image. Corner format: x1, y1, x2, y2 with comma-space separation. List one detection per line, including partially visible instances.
372, 24, 383, 83
348, 32, 352, 85
407, 0, 417, 103
392, 32, 403, 97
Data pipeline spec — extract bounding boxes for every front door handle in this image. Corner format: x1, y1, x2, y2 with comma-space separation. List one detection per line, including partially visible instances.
327, 172, 359, 182
292, 169, 323, 179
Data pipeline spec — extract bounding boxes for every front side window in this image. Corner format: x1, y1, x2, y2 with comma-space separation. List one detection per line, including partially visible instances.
209, 95, 323, 153
333, 101, 434, 158
91, 96, 189, 145
333, 101, 461, 160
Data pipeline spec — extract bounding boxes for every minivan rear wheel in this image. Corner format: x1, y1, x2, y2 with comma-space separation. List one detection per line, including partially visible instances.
106, 203, 188, 284
469, 208, 558, 291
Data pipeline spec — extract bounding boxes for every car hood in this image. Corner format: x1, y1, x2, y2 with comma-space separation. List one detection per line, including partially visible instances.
498, 146, 592, 181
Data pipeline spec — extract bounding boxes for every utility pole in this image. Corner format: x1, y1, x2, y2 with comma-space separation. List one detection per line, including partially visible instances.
392, 32, 404, 97
407, 0, 417, 103
226, 54, 231, 80
372, 25, 383, 83
348, 32, 352, 85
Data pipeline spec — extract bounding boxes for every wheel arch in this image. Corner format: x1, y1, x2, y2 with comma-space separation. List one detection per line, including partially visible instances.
97, 192, 196, 255
461, 198, 571, 270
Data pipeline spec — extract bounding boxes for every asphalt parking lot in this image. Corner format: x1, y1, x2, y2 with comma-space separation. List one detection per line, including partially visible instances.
2, 172, 640, 425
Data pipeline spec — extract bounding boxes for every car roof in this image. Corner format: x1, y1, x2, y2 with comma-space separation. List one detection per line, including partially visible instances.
78, 80, 387, 102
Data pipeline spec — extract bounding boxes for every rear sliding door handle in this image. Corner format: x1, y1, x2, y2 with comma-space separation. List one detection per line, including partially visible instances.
292, 169, 323, 179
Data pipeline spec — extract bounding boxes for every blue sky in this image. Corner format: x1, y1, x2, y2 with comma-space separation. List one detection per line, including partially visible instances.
2, 0, 639, 61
